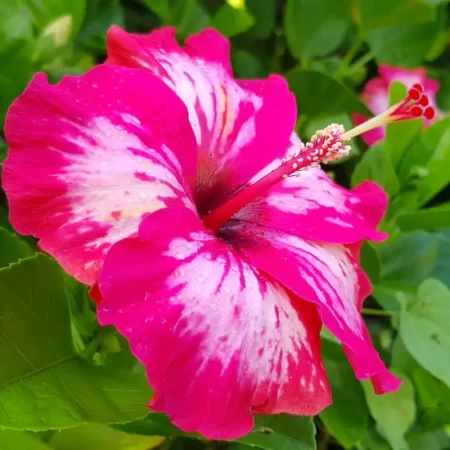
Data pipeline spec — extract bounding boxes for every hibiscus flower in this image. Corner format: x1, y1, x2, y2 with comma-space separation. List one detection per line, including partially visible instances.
3, 27, 431, 439
353, 63, 440, 146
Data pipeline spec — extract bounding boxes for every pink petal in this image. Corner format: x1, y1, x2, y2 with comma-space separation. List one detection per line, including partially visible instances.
98, 207, 331, 439
221, 220, 402, 394
378, 63, 427, 88
3, 65, 197, 284
233, 167, 388, 244
106, 26, 297, 212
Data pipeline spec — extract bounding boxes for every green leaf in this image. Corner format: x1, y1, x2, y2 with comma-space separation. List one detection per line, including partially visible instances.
353, 0, 436, 29
395, 118, 450, 187
416, 118, 450, 205
0, 430, 53, 450
121, 414, 316, 450
285, 0, 352, 58
363, 370, 416, 450
367, 12, 446, 66
232, 49, 268, 79
0, 38, 34, 124
351, 142, 400, 196
397, 204, 450, 232
319, 340, 368, 447
361, 241, 382, 284
400, 278, 450, 388
246, 0, 276, 38
0, 227, 35, 268
212, 3, 255, 38
391, 336, 421, 374
0, 254, 152, 430
238, 415, 316, 450
378, 232, 450, 290
114, 413, 196, 439
49, 423, 164, 450
75, 0, 124, 52
140, 0, 171, 22
165, 0, 210, 38
412, 367, 450, 429
287, 70, 371, 120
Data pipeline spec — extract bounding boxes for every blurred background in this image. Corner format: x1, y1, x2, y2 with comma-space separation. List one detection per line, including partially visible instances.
1, 1, 450, 450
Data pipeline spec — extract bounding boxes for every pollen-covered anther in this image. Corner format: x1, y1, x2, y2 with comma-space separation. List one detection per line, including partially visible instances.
281, 123, 351, 179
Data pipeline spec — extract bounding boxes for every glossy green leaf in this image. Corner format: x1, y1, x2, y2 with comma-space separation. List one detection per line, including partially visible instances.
0, 254, 152, 430
378, 232, 450, 289
212, 3, 255, 37
75, 0, 124, 52
397, 204, 450, 232
232, 49, 268, 78
0, 227, 35, 268
363, 370, 416, 450
351, 142, 400, 195
367, 12, 446, 66
353, 0, 436, 29
400, 278, 450, 388
416, 119, 450, 206
246, 0, 276, 38
238, 415, 316, 450
0, 38, 34, 123
114, 413, 197, 439
287, 70, 371, 120
116, 414, 316, 450
49, 423, 164, 450
361, 241, 382, 283
0, 430, 53, 450
285, 0, 352, 58
320, 340, 368, 447
412, 367, 450, 429
140, 0, 171, 22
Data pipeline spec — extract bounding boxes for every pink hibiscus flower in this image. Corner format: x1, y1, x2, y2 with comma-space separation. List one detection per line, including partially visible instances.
354, 63, 440, 146
3, 27, 432, 439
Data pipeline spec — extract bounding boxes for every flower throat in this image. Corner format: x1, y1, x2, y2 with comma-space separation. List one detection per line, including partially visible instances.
202, 84, 435, 233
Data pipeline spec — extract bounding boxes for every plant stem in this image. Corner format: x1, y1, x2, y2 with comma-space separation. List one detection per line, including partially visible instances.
362, 308, 399, 317
80, 326, 114, 359
336, 37, 363, 78
349, 50, 375, 72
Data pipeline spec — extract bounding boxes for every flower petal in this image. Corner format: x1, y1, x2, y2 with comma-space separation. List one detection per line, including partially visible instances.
98, 207, 331, 439
3, 65, 197, 284
222, 220, 401, 394
106, 26, 297, 212
234, 167, 388, 244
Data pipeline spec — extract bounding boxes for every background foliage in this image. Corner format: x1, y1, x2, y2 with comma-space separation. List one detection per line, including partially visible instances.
1, 0, 450, 449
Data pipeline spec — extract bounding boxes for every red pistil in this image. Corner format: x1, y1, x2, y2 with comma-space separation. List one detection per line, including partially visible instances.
202, 124, 351, 233
389, 85, 435, 122
341, 83, 436, 141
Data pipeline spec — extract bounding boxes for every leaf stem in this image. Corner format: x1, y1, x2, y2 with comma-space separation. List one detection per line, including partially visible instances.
80, 325, 114, 359
349, 50, 375, 71
362, 308, 399, 317
336, 37, 363, 78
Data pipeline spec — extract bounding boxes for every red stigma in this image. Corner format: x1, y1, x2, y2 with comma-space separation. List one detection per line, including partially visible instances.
424, 106, 435, 120
390, 83, 435, 122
